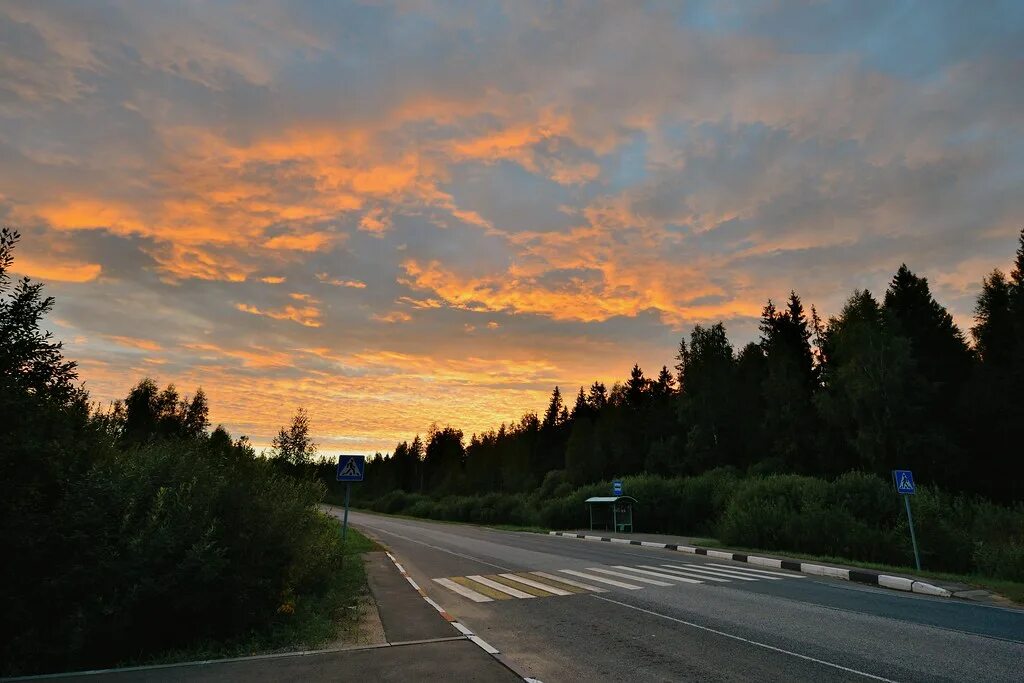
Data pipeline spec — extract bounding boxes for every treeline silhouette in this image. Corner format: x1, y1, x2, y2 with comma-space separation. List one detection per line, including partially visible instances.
0, 229, 347, 676
327, 231, 1024, 581
352, 229, 1024, 504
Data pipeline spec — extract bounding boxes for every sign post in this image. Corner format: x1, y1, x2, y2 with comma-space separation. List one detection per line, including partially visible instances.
892, 469, 921, 571
612, 480, 623, 497
337, 455, 366, 547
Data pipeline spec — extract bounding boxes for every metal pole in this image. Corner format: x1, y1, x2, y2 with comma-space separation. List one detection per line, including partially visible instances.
904, 495, 921, 571
342, 481, 351, 546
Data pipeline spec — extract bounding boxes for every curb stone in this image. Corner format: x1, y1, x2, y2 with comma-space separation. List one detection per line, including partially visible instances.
548, 531, 954, 598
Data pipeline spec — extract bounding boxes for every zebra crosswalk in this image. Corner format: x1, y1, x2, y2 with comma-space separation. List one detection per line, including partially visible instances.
432, 561, 804, 602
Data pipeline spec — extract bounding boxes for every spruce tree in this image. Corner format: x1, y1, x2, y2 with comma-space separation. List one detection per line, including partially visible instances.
542, 386, 564, 429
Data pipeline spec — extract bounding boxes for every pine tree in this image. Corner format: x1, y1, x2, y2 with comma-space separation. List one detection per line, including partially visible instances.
542, 386, 564, 429
652, 366, 676, 397
884, 264, 973, 392
972, 270, 1014, 368
587, 382, 608, 410
759, 292, 819, 471
624, 364, 649, 409
570, 386, 588, 420
678, 323, 738, 470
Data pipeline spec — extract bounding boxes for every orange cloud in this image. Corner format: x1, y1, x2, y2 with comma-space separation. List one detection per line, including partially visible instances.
235, 302, 322, 327
359, 208, 391, 234
261, 276, 287, 284
106, 335, 163, 352
372, 310, 412, 323
149, 244, 254, 283
12, 255, 102, 283
263, 231, 336, 252
316, 273, 366, 288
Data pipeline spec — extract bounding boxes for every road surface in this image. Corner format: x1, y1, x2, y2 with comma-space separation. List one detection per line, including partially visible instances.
342, 510, 1024, 682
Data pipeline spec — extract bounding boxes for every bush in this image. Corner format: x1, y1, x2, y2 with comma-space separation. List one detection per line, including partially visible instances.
361, 471, 1024, 583
5, 438, 345, 675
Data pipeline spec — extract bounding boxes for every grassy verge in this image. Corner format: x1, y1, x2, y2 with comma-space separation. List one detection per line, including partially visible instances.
134, 521, 379, 668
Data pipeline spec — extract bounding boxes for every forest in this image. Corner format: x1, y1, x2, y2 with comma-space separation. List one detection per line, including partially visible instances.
327, 230, 1024, 581
351, 230, 1024, 504
0, 229, 356, 676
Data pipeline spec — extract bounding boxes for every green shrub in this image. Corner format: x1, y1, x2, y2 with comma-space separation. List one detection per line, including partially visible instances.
5, 438, 345, 676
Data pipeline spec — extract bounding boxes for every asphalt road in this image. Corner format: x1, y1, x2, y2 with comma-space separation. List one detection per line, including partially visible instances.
340, 509, 1024, 683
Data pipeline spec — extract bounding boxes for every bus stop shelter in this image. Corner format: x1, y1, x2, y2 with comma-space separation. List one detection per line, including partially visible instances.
585, 496, 637, 533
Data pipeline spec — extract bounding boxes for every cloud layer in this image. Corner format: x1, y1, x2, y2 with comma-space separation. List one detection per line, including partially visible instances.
3, 0, 1022, 453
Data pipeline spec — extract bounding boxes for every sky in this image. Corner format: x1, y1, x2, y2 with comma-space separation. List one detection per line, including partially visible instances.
2, 0, 1022, 455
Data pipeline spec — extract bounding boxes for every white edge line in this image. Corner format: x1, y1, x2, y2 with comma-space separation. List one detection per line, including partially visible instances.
469, 635, 500, 654
422, 596, 447, 614
451, 621, 474, 636
592, 596, 897, 682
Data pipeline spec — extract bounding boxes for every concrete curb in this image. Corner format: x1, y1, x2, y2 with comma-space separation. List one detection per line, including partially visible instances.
548, 531, 953, 598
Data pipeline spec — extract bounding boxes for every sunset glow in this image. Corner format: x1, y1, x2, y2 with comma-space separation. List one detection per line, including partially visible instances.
3, 1, 1022, 454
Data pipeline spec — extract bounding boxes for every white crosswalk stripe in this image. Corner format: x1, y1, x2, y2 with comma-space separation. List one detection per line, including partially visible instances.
468, 574, 536, 598
432, 560, 805, 602
644, 564, 730, 583
559, 569, 644, 589
586, 567, 674, 586
531, 571, 606, 593
433, 577, 494, 602
611, 565, 703, 584
663, 565, 761, 581
499, 573, 572, 596
705, 562, 805, 579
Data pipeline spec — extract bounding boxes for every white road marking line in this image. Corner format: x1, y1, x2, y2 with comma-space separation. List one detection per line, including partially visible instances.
660, 564, 759, 581
469, 574, 537, 599
405, 576, 421, 591
500, 573, 572, 596
639, 564, 730, 583
706, 562, 804, 578
559, 569, 643, 590
592, 596, 896, 682
532, 571, 606, 593
586, 567, 673, 586
611, 565, 703, 584
369, 527, 512, 571
433, 577, 494, 602
469, 635, 500, 654
679, 563, 782, 581
451, 621, 474, 636
423, 596, 447, 614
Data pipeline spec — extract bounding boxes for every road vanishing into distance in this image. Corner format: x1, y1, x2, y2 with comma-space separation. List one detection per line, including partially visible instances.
346, 510, 1024, 682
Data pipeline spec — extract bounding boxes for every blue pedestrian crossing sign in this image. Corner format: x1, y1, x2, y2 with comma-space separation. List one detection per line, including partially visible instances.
612, 480, 623, 496
337, 455, 365, 482
893, 469, 916, 495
